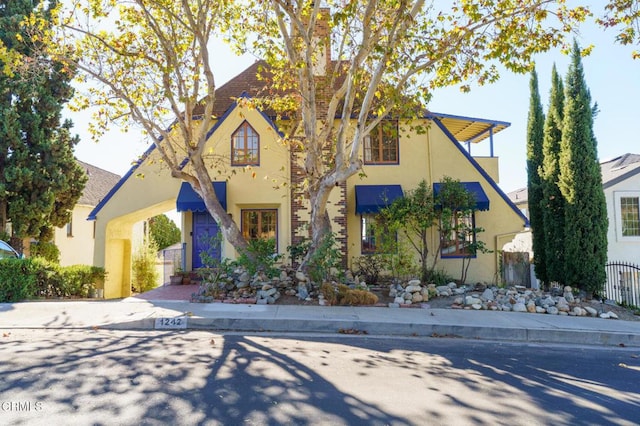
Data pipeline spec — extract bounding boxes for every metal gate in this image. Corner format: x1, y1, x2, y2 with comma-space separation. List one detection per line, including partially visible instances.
502, 252, 531, 287
162, 244, 185, 284
605, 261, 640, 308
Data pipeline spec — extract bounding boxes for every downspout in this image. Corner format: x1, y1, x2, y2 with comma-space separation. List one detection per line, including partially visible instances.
427, 120, 437, 269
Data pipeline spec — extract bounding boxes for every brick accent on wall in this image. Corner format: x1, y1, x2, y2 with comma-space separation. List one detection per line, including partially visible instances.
289, 147, 349, 270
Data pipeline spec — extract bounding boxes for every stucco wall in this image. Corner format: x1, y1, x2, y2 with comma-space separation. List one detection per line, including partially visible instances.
93, 104, 291, 298
94, 108, 525, 297
345, 118, 525, 284
605, 172, 640, 263
54, 205, 96, 266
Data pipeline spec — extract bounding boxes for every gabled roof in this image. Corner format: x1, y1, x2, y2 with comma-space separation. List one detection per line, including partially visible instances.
210, 62, 509, 144
601, 153, 640, 189
89, 61, 514, 220
209, 61, 271, 117
87, 94, 281, 221
76, 160, 121, 207
431, 117, 529, 228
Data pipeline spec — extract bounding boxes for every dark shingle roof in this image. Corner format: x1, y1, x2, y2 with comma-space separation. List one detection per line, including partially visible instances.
211, 60, 271, 117
76, 160, 121, 207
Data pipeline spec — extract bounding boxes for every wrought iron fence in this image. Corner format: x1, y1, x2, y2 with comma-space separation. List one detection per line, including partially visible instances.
605, 261, 640, 308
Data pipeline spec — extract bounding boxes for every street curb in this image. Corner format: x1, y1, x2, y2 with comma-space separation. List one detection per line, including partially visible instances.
98, 317, 640, 347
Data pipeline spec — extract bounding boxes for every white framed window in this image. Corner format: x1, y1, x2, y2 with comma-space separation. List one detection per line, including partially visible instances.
614, 191, 640, 242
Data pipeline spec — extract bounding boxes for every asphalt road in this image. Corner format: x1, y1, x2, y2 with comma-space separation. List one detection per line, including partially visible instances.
0, 329, 638, 425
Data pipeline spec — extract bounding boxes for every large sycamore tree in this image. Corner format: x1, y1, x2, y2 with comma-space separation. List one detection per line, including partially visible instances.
250, 0, 588, 264
21, 1, 588, 267
598, 0, 640, 58
33, 1, 252, 253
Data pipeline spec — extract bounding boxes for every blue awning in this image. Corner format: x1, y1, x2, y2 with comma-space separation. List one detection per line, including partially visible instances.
433, 181, 490, 211
355, 185, 403, 214
176, 181, 227, 212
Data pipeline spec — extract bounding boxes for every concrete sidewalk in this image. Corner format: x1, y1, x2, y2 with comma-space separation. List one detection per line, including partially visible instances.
1, 296, 639, 347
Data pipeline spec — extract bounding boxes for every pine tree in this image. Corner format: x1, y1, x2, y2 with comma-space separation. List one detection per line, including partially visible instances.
558, 41, 608, 295
526, 69, 547, 284
0, 0, 86, 244
540, 65, 566, 284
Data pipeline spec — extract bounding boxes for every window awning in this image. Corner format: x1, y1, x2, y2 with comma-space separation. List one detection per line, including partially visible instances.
433, 181, 490, 211
355, 185, 403, 214
176, 181, 227, 212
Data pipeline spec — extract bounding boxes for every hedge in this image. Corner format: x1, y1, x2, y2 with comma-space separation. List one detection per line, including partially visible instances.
0, 258, 106, 302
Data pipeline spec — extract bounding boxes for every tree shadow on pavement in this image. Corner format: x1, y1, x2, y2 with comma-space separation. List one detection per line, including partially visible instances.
0, 330, 638, 425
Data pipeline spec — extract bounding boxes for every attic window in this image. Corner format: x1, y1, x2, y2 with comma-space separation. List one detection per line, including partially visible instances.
232, 121, 259, 166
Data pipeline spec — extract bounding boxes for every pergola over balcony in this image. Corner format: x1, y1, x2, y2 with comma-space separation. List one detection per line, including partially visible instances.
426, 112, 510, 157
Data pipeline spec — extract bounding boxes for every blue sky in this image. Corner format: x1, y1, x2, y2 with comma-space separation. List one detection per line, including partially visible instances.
72, 14, 639, 194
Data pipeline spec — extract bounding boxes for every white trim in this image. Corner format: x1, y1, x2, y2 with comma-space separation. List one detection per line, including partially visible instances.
614, 191, 640, 242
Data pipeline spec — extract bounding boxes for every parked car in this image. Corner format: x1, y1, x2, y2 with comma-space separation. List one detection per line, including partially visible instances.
0, 240, 21, 259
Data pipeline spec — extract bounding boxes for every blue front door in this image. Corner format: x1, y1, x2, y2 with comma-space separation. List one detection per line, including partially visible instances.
192, 212, 221, 268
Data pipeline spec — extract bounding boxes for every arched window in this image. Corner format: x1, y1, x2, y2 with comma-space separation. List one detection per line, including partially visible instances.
231, 122, 259, 166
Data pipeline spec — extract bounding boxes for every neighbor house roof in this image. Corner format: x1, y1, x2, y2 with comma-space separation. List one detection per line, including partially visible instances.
506, 187, 528, 206
505, 153, 640, 204
601, 153, 640, 189
76, 160, 121, 207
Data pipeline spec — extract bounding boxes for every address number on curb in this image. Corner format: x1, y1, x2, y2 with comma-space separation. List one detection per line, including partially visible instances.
155, 317, 187, 329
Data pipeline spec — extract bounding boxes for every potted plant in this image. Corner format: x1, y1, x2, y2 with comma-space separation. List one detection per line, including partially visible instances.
170, 266, 184, 285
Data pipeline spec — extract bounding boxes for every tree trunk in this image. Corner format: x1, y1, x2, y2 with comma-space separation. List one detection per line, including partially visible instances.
190, 156, 250, 259
300, 179, 334, 271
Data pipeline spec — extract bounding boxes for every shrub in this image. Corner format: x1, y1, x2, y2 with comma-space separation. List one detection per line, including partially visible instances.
352, 254, 388, 285
132, 237, 159, 293
236, 238, 282, 277
287, 237, 311, 265
0, 258, 107, 302
0, 258, 38, 302
340, 289, 378, 306
30, 241, 60, 264
307, 233, 342, 284
319, 282, 378, 306
426, 268, 455, 286
59, 265, 106, 298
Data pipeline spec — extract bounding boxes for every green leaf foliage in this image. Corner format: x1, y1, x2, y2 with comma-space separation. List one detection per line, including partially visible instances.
0, 0, 86, 240
149, 214, 181, 251
29, 240, 60, 264
541, 65, 566, 285
132, 237, 159, 293
0, 257, 105, 302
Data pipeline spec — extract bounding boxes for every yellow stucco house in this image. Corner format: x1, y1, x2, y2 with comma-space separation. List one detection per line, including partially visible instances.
88, 62, 528, 299
52, 160, 120, 266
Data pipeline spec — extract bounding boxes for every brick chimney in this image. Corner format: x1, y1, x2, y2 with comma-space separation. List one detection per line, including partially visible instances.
310, 7, 331, 77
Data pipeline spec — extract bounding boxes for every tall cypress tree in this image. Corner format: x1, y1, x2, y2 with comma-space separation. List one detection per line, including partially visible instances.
558, 41, 608, 295
526, 69, 547, 284
0, 0, 86, 245
540, 65, 565, 284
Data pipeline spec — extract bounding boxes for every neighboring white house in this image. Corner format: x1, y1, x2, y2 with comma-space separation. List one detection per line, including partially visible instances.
53, 160, 121, 266
506, 153, 640, 265
601, 153, 640, 264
